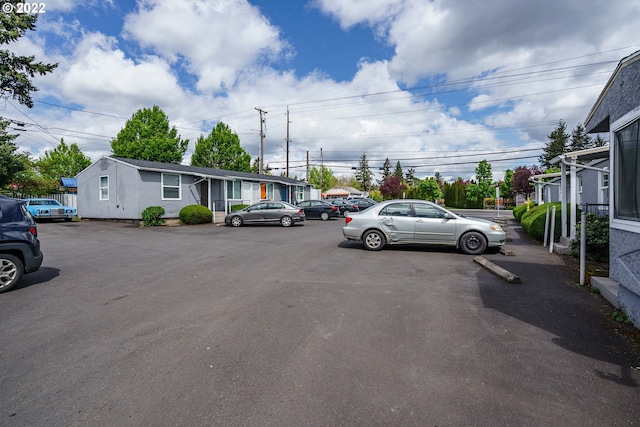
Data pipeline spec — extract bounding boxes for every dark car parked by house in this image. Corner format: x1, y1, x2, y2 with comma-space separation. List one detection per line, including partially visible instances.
348, 198, 377, 211
296, 200, 340, 220
0, 196, 44, 293
328, 198, 359, 216
225, 201, 305, 227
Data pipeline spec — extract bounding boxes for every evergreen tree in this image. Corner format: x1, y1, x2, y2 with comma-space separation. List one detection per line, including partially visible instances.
0, 119, 27, 187
381, 158, 391, 181
1, 2, 58, 108
405, 167, 417, 187
569, 123, 593, 152
393, 161, 403, 178
539, 120, 569, 169
354, 153, 373, 192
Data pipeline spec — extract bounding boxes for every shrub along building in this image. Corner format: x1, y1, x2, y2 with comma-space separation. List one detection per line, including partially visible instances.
584, 49, 640, 327
76, 156, 316, 222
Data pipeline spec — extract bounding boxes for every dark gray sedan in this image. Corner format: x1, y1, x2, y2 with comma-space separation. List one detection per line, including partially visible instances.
342, 200, 506, 254
225, 201, 305, 227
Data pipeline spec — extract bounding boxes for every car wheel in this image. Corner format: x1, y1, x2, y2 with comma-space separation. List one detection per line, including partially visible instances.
280, 215, 293, 227
459, 231, 487, 255
229, 215, 243, 227
363, 229, 385, 251
0, 254, 24, 293
320, 212, 329, 221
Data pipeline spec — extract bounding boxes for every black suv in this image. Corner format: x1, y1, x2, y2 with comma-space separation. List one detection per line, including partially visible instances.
0, 196, 43, 293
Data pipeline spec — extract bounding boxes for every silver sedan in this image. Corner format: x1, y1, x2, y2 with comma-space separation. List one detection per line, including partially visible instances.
342, 200, 506, 254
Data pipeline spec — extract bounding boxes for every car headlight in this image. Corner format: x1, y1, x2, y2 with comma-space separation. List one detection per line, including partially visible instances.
489, 224, 502, 231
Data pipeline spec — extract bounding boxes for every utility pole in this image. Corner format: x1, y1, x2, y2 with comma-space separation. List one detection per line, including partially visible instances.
306, 151, 309, 182
285, 107, 290, 178
255, 107, 267, 174
320, 147, 324, 192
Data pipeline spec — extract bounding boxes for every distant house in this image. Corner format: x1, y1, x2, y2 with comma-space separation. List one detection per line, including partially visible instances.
324, 186, 367, 199
60, 177, 77, 193
584, 49, 640, 327
76, 156, 314, 220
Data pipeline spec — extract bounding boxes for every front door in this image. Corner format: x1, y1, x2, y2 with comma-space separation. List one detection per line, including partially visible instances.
412, 203, 456, 244
200, 180, 209, 209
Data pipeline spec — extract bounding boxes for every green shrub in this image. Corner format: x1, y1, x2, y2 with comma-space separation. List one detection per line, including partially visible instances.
179, 205, 213, 225
141, 206, 165, 227
513, 203, 533, 221
520, 203, 562, 242
571, 213, 609, 261
230, 204, 249, 211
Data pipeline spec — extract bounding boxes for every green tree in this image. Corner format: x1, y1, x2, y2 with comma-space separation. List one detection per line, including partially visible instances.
309, 166, 336, 192
354, 153, 373, 192
9, 154, 57, 195
417, 177, 443, 202
393, 161, 403, 178
1, 2, 58, 108
405, 167, 418, 187
569, 123, 593, 152
0, 119, 26, 187
36, 139, 91, 181
500, 169, 514, 200
191, 122, 251, 171
465, 160, 493, 206
539, 120, 569, 169
381, 158, 391, 181
111, 105, 188, 164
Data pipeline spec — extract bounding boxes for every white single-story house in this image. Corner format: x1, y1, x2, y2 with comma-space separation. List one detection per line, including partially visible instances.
584, 49, 640, 327
529, 147, 609, 241
76, 156, 317, 221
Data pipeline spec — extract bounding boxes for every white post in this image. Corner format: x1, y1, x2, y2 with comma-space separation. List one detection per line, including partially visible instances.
549, 205, 557, 254
569, 158, 577, 241
580, 210, 586, 285
496, 186, 500, 217
543, 205, 550, 247
560, 158, 567, 239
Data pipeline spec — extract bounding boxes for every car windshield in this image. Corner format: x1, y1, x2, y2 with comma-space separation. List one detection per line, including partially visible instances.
30, 199, 61, 206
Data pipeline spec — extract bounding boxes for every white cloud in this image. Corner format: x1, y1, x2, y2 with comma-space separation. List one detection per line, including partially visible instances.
122, 0, 287, 92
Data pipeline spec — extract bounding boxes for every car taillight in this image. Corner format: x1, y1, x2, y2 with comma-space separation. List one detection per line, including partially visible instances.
29, 226, 37, 237
298, 209, 304, 214
331, 206, 338, 211
345, 217, 353, 224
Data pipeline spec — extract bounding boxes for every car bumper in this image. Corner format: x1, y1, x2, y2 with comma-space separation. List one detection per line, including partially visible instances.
342, 226, 364, 241
486, 230, 507, 247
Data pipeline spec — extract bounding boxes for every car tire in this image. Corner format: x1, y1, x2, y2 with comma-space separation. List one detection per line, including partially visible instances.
459, 231, 487, 255
363, 229, 385, 251
280, 215, 293, 227
0, 254, 24, 293
320, 212, 329, 221
229, 215, 243, 227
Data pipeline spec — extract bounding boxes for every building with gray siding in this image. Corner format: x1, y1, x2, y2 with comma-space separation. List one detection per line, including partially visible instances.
77, 157, 315, 221
584, 50, 640, 327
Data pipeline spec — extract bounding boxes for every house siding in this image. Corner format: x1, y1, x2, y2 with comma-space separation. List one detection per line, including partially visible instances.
584, 50, 640, 327
77, 156, 313, 220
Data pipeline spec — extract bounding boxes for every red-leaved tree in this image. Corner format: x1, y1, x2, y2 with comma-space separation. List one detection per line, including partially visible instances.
380, 176, 407, 199
513, 165, 542, 196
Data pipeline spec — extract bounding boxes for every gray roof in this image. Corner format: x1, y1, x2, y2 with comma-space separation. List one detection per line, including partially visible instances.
109, 157, 308, 186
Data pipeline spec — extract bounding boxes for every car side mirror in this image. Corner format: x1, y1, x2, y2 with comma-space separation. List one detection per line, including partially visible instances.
444, 212, 456, 219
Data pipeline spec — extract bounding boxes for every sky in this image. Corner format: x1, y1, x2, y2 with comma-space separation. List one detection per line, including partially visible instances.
3, 0, 640, 182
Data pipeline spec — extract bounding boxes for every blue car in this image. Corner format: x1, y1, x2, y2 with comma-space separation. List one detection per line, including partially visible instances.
25, 198, 76, 221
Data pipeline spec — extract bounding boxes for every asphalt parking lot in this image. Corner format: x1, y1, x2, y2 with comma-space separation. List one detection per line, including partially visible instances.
2, 213, 639, 426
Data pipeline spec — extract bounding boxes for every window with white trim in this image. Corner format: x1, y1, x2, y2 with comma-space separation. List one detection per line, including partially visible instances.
613, 112, 640, 227
99, 176, 109, 200
296, 186, 304, 202
162, 173, 181, 200
227, 181, 242, 199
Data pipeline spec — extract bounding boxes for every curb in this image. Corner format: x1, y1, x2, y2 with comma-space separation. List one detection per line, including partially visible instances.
473, 256, 522, 284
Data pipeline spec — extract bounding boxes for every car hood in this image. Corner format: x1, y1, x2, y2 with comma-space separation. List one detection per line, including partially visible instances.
458, 216, 500, 227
